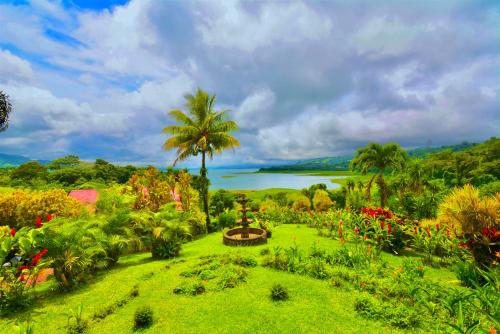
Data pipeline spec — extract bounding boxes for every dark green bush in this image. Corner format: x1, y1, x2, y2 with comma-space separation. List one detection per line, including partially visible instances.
134, 306, 153, 329
270, 283, 289, 301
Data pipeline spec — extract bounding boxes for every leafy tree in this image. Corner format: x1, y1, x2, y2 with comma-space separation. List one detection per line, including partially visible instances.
301, 183, 327, 208
0, 90, 12, 132
351, 143, 408, 207
11, 161, 47, 182
210, 189, 235, 216
162, 88, 240, 228
47, 155, 80, 170
48, 166, 94, 186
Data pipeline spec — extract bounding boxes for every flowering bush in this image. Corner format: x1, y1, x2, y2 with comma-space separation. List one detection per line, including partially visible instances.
0, 225, 48, 314
0, 189, 82, 228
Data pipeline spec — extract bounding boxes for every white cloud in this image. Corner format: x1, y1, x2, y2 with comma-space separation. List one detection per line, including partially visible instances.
196, 1, 332, 52
0, 50, 34, 83
234, 88, 275, 130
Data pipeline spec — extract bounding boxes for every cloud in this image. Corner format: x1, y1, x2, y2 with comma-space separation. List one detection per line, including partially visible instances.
234, 88, 276, 130
0, 50, 34, 83
0, 0, 498, 166
196, 1, 332, 52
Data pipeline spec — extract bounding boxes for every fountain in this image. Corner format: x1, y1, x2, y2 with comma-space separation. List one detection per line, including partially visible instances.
223, 194, 267, 246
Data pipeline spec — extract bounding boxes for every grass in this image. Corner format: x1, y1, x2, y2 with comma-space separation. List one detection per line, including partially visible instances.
1, 225, 459, 334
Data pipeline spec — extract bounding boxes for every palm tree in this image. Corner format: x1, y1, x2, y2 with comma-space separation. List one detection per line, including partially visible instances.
0, 90, 12, 132
351, 143, 408, 207
162, 88, 240, 228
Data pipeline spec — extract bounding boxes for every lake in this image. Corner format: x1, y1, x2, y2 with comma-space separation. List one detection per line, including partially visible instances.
193, 169, 345, 190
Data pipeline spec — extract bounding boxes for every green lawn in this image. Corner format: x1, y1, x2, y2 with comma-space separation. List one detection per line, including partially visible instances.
1, 225, 459, 334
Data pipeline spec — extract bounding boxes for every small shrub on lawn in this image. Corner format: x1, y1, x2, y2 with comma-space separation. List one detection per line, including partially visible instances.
216, 266, 247, 290
134, 306, 153, 329
270, 284, 289, 301
330, 277, 342, 288
231, 254, 258, 267
190, 282, 206, 295
130, 285, 140, 298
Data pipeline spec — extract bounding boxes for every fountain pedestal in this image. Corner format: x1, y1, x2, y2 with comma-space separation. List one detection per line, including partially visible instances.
222, 194, 267, 246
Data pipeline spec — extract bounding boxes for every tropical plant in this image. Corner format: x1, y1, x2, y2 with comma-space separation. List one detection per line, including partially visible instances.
351, 142, 408, 207
162, 88, 240, 229
437, 185, 499, 266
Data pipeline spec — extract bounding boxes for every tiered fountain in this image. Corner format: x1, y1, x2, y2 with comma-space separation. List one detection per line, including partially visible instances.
223, 194, 267, 246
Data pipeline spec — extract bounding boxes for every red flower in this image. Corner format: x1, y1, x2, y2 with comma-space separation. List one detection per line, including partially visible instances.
10, 228, 16, 236
380, 221, 385, 230
31, 248, 48, 266
436, 224, 440, 232
339, 219, 344, 228
35, 217, 43, 228
19, 275, 25, 282
387, 223, 392, 234
363, 234, 367, 241
47, 214, 53, 222
425, 227, 431, 238
446, 229, 450, 238
354, 226, 359, 235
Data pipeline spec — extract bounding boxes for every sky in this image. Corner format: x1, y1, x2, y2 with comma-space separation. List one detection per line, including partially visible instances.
0, 0, 499, 167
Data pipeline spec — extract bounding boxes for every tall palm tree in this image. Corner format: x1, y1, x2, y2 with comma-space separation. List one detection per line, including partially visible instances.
162, 88, 240, 228
0, 90, 12, 132
351, 143, 408, 207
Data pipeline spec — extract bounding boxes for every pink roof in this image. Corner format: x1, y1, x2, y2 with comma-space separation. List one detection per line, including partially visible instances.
171, 188, 181, 202
69, 189, 99, 204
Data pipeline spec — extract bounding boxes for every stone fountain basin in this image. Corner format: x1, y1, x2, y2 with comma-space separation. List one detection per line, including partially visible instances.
223, 227, 267, 246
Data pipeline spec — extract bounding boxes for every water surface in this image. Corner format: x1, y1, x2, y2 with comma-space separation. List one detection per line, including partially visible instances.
192, 169, 345, 190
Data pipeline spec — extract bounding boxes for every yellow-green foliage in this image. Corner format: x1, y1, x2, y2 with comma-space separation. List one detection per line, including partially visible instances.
292, 195, 311, 211
312, 190, 334, 211
259, 199, 279, 212
129, 167, 173, 212
438, 184, 499, 235
0, 189, 82, 227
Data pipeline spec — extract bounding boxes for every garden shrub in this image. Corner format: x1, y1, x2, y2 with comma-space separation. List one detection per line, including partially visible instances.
134, 306, 154, 329
0, 189, 82, 228
216, 209, 237, 230
437, 185, 499, 266
312, 189, 334, 211
270, 284, 289, 301
0, 226, 48, 315
292, 195, 311, 211
210, 189, 235, 216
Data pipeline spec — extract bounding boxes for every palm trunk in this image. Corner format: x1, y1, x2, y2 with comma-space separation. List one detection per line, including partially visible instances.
377, 171, 387, 208
365, 174, 376, 201
200, 151, 210, 231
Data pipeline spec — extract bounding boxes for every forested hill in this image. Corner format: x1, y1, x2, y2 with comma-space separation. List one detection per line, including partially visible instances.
0, 153, 50, 167
258, 141, 479, 172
